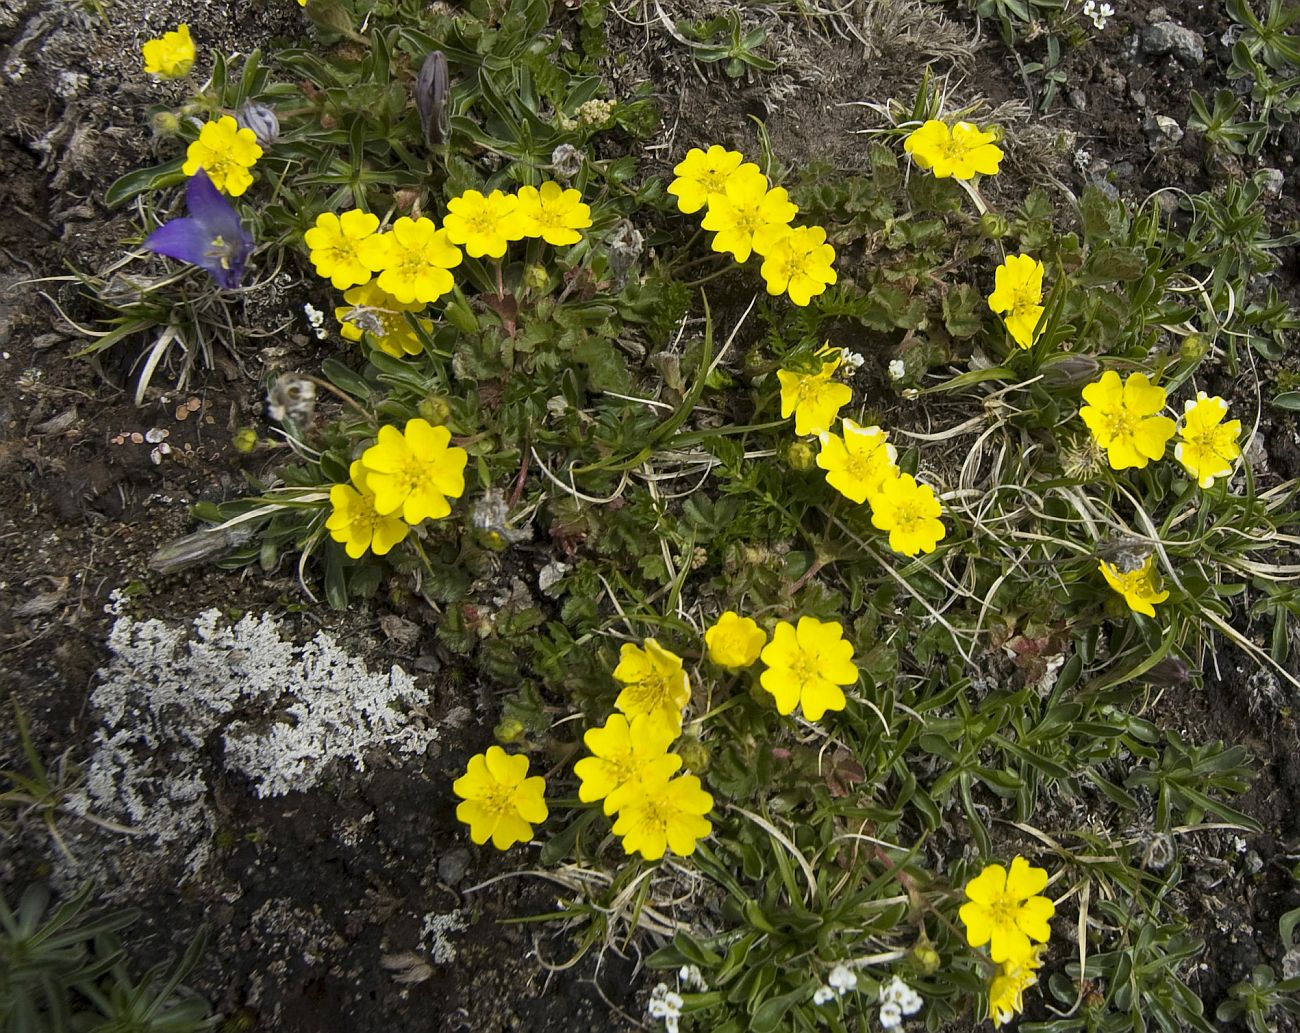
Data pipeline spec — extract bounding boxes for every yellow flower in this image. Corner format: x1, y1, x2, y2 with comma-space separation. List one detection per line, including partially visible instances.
988, 947, 1045, 1028
611, 773, 713, 860
816, 418, 898, 504
515, 182, 591, 246
667, 145, 752, 215
959, 856, 1055, 965
988, 254, 1045, 349
903, 120, 1004, 180
573, 714, 682, 815
359, 418, 468, 524
1175, 392, 1242, 488
759, 616, 858, 722
1099, 554, 1169, 618
1079, 371, 1176, 470
325, 461, 410, 559
613, 638, 691, 735
182, 115, 263, 197
442, 189, 525, 259
870, 471, 946, 556
704, 612, 767, 670
777, 353, 853, 436
700, 166, 797, 263
452, 746, 548, 850
142, 24, 195, 78
358, 217, 462, 305
334, 281, 430, 358
304, 209, 379, 290
760, 225, 837, 307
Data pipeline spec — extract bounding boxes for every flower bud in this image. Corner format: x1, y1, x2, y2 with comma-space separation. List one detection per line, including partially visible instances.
237, 103, 280, 148
525, 264, 550, 292
675, 735, 710, 773
1040, 353, 1100, 389
232, 427, 258, 453
416, 51, 450, 148
494, 718, 525, 745
911, 945, 941, 975
983, 124, 1005, 144
151, 111, 181, 136
418, 395, 453, 424
979, 212, 1009, 239
785, 440, 816, 472
1180, 332, 1209, 363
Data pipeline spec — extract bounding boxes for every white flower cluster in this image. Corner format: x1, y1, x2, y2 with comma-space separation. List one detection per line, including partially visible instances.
648, 982, 684, 1033
1081, 0, 1115, 30
878, 975, 924, 1029
813, 963, 858, 1005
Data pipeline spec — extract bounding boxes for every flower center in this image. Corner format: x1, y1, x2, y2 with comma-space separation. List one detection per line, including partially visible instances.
1106, 408, 1138, 441
790, 648, 819, 686
480, 782, 516, 817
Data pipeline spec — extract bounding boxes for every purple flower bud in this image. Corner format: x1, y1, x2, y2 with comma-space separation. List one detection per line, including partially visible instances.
144, 169, 254, 289
415, 51, 449, 148
237, 102, 280, 147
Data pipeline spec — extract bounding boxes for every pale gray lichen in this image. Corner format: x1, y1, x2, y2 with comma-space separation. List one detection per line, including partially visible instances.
68, 608, 437, 878
420, 910, 468, 965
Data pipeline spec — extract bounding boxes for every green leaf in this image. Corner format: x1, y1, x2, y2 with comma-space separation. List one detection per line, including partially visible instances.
748, 987, 805, 1033
105, 158, 186, 208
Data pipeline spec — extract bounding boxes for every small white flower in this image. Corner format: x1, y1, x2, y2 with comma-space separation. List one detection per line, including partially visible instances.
828, 964, 858, 995
1073, 147, 1092, 172
813, 985, 837, 1006
879, 975, 923, 1015
648, 983, 684, 1026
1081, 0, 1113, 29
840, 350, 866, 372
887, 359, 906, 381
303, 302, 329, 340
879, 1000, 904, 1029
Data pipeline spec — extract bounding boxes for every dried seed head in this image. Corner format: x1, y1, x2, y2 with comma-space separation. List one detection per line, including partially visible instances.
608, 219, 643, 286
1040, 353, 1101, 389
550, 143, 582, 181
266, 372, 317, 427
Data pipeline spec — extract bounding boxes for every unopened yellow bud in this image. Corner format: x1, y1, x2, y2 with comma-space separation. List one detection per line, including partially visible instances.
232, 427, 258, 453
418, 396, 453, 424
785, 440, 816, 472
494, 718, 526, 745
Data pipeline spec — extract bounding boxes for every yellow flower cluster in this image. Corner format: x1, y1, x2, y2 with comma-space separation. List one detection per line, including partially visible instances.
959, 856, 1055, 1026
1099, 554, 1169, 618
777, 348, 946, 557
326, 417, 467, 559
304, 183, 590, 354
1080, 375, 1241, 484
182, 115, 262, 197
669, 145, 837, 306
141, 24, 195, 79
903, 120, 1004, 180
705, 610, 861, 723
574, 639, 713, 860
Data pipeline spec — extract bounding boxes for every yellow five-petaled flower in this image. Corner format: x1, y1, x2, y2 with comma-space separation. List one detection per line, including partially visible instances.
903, 120, 1004, 180
358, 216, 462, 305
326, 461, 410, 559
1079, 371, 1176, 471
959, 856, 1055, 965
1175, 392, 1241, 488
515, 182, 592, 247
304, 209, 380, 290
759, 616, 858, 722
668, 145, 752, 215
452, 746, 548, 850
700, 166, 797, 263
358, 418, 467, 525
613, 638, 691, 736
610, 773, 714, 860
777, 351, 853, 436
142, 24, 195, 79
817, 418, 898, 504
760, 225, 837, 307
182, 115, 263, 197
334, 281, 431, 358
870, 471, 946, 557
443, 188, 525, 259
988, 253, 1045, 349
1099, 554, 1169, 618
573, 714, 682, 816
